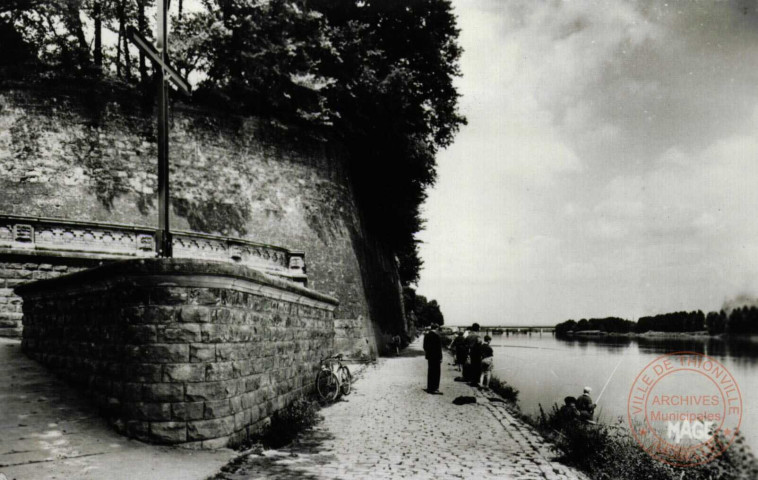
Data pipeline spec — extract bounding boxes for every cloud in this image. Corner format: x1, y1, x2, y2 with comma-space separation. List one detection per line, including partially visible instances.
485, 0, 758, 175
454, 1, 587, 185
419, 0, 758, 325
566, 116, 758, 315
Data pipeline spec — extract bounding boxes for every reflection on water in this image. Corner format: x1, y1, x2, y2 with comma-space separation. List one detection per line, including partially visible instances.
557, 335, 758, 359
489, 333, 757, 452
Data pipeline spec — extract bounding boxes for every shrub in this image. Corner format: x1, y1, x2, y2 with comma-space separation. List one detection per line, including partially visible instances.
696, 431, 758, 479
526, 403, 758, 480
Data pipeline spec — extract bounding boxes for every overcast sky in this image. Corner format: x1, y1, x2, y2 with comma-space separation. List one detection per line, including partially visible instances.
417, 0, 758, 326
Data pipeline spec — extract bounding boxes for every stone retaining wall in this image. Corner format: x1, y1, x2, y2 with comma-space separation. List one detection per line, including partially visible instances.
1, 86, 408, 356
16, 258, 338, 448
0, 256, 96, 337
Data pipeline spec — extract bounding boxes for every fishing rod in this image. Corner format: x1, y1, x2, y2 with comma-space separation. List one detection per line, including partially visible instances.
595, 356, 624, 404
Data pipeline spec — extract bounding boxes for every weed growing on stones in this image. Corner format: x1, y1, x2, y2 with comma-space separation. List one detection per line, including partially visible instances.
263, 399, 322, 448
236, 399, 323, 451
488, 376, 519, 403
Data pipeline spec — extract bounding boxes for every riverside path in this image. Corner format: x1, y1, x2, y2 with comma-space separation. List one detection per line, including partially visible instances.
219, 339, 586, 480
0, 338, 235, 480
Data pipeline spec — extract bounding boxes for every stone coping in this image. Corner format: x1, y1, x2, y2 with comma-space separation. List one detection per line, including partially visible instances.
15, 258, 338, 307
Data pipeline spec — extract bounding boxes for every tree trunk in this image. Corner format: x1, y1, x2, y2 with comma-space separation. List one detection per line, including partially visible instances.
63, 0, 90, 67
124, 19, 132, 81
217, 0, 240, 80
138, 0, 147, 84
93, 0, 102, 68
116, 0, 128, 79
116, 9, 123, 77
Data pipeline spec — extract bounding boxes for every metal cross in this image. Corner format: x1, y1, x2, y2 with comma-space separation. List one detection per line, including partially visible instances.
127, 0, 190, 257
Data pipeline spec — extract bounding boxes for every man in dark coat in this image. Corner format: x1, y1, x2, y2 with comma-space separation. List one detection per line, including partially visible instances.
558, 396, 581, 425
423, 324, 443, 394
450, 332, 467, 371
465, 323, 482, 384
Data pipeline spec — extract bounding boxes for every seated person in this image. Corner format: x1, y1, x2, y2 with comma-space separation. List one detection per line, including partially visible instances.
575, 386, 596, 421
558, 396, 580, 423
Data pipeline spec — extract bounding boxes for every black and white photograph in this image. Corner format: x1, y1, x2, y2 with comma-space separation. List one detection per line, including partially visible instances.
1, 0, 757, 479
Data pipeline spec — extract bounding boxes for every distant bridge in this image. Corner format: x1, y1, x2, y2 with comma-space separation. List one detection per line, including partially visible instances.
448, 325, 556, 334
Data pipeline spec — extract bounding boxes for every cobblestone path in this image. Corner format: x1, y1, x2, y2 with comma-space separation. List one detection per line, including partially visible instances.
221, 340, 586, 480
0, 339, 234, 480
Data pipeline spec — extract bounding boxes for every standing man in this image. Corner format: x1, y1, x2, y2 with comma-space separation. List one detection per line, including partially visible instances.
450, 331, 467, 372
423, 323, 443, 394
479, 335, 494, 388
465, 323, 482, 384
392, 333, 402, 356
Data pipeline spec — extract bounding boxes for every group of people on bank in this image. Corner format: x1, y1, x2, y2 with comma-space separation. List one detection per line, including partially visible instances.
559, 387, 597, 423
422, 324, 597, 425
450, 323, 495, 388
422, 323, 495, 394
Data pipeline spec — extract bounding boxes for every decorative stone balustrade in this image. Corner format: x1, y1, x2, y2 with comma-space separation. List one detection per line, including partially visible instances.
0, 214, 307, 285
0, 214, 308, 338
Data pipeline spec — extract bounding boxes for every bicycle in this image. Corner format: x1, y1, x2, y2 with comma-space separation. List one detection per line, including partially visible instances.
316, 353, 352, 402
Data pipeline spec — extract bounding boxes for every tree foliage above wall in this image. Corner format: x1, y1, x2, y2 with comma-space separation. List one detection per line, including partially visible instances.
404, 286, 444, 328
1, 0, 466, 285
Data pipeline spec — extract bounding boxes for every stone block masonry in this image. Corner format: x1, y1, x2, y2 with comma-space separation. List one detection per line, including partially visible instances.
16, 258, 339, 448
0, 255, 96, 337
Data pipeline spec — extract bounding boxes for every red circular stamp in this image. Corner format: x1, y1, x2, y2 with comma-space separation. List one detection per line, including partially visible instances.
627, 351, 742, 467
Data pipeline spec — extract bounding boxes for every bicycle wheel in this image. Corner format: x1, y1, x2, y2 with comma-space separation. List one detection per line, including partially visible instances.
339, 366, 352, 396
316, 369, 340, 401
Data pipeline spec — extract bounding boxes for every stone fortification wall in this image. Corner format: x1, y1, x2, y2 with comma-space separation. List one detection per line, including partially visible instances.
0, 85, 405, 352
17, 258, 338, 448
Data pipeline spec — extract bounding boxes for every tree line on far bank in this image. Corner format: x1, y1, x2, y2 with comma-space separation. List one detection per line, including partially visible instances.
555, 306, 758, 336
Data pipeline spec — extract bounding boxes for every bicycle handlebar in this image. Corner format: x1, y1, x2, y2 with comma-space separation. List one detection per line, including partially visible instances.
320, 353, 344, 363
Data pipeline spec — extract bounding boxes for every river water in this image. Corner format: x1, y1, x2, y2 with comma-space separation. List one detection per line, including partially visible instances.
487, 333, 758, 452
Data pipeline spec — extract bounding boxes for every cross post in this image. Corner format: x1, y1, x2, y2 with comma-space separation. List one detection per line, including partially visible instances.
127, 0, 191, 258
156, 0, 170, 257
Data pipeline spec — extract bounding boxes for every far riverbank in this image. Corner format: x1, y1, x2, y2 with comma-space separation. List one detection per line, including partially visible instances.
562, 330, 757, 339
